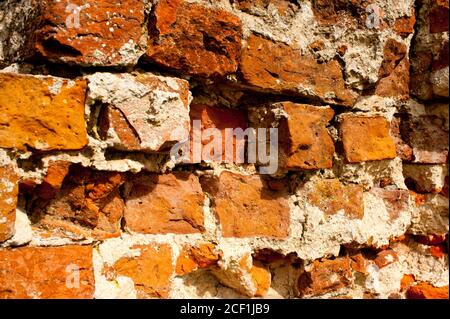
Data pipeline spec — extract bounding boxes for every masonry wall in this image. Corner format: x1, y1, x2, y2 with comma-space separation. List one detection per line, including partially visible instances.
0, 0, 448, 299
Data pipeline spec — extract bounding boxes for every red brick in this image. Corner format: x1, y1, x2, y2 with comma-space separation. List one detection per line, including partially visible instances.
35, 0, 146, 66
304, 179, 364, 219
374, 250, 398, 268
200, 172, 290, 238
430, 0, 449, 33
240, 35, 357, 107
124, 173, 205, 234
32, 166, 125, 240
0, 246, 94, 299
176, 242, 222, 275
145, 0, 242, 78
108, 244, 173, 298
0, 73, 87, 151
407, 282, 449, 299
376, 39, 410, 100
340, 115, 397, 163
298, 257, 353, 297
36, 161, 72, 200
189, 104, 248, 163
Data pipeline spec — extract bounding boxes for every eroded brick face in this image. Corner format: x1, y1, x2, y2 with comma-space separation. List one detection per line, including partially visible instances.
145, 0, 243, 78
124, 173, 205, 234
0, 0, 448, 301
240, 35, 357, 107
35, 0, 146, 66
340, 115, 397, 163
0, 246, 94, 299
0, 73, 88, 151
200, 172, 290, 238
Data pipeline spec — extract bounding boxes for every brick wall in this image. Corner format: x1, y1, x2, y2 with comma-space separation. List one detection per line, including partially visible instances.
0, 0, 448, 299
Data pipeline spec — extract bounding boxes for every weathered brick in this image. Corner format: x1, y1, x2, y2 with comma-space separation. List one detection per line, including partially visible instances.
36, 161, 72, 200
189, 104, 248, 163
32, 165, 126, 240
340, 115, 396, 163
231, 0, 299, 18
406, 282, 449, 299
249, 102, 335, 170
176, 242, 221, 275
201, 172, 290, 238
400, 115, 449, 164
0, 164, 18, 242
0, 246, 94, 299
0, 73, 88, 151
124, 173, 204, 234
298, 257, 353, 297
374, 250, 398, 268
303, 179, 364, 219
429, 0, 449, 33
145, 0, 242, 78
90, 72, 190, 153
35, 0, 146, 66
311, 0, 373, 27
240, 35, 357, 107
370, 188, 410, 220
375, 39, 410, 100
107, 244, 173, 298
394, 15, 416, 35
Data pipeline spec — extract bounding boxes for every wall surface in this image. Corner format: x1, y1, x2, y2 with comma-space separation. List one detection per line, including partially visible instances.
0, 0, 448, 299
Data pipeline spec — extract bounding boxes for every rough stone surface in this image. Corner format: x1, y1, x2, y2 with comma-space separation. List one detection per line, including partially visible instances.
0, 73, 88, 151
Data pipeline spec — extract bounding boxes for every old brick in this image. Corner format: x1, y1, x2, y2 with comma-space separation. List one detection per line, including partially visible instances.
0, 73, 87, 151
401, 274, 416, 291
124, 173, 204, 234
415, 234, 447, 246
350, 253, 369, 274
375, 39, 410, 99
406, 282, 449, 299
304, 179, 364, 219
374, 250, 398, 268
0, 246, 94, 299
33, 166, 126, 240
36, 161, 72, 200
410, 51, 434, 100
240, 35, 357, 107
391, 117, 414, 161
340, 115, 396, 163
145, 0, 242, 78
394, 15, 416, 35
430, 0, 449, 33
201, 172, 290, 238
251, 261, 272, 297
281, 103, 335, 170
35, 0, 146, 66
249, 102, 335, 170
110, 244, 173, 298
298, 257, 353, 297
0, 164, 18, 242
400, 115, 449, 164
231, 0, 299, 18
90, 72, 190, 153
370, 188, 410, 220
189, 104, 248, 163
311, 0, 373, 27
176, 242, 221, 275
